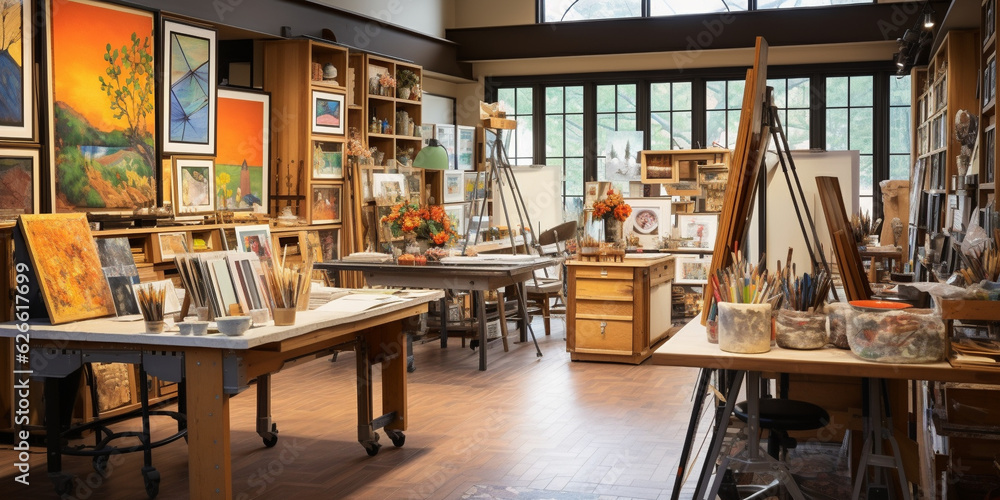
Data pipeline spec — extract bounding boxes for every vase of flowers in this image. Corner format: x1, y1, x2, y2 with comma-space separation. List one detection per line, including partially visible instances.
346, 127, 373, 166
591, 187, 631, 244
380, 202, 458, 248
378, 73, 395, 97
396, 69, 418, 99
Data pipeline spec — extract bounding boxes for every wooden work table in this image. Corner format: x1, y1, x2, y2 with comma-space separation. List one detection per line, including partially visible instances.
0, 290, 442, 500
566, 255, 675, 364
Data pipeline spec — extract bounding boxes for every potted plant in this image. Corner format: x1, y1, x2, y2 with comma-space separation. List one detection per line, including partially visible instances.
396, 69, 419, 99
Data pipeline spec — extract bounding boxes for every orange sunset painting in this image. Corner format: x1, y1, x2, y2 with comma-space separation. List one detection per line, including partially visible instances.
48, 0, 156, 211
216, 89, 268, 210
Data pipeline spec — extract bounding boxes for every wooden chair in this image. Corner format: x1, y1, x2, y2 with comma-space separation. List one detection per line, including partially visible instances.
525, 221, 577, 336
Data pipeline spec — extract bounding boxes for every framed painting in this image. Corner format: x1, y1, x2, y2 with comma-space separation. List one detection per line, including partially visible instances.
456, 125, 475, 170
622, 197, 670, 249
0, 0, 33, 140
311, 184, 341, 224
19, 213, 116, 324
359, 164, 383, 203
435, 124, 456, 169
372, 172, 405, 206
677, 213, 719, 249
317, 228, 339, 261
156, 231, 190, 261
234, 224, 274, 263
46, 0, 157, 212
94, 236, 140, 317
444, 203, 466, 236
216, 88, 269, 210
311, 90, 345, 135
675, 255, 711, 285
443, 170, 464, 203
584, 181, 611, 208
172, 156, 215, 214
312, 140, 344, 179
0, 147, 40, 218
161, 19, 216, 155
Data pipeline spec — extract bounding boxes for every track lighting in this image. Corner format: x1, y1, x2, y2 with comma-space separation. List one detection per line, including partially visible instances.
923, 11, 934, 29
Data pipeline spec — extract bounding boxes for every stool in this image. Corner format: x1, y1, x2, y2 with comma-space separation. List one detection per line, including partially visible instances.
734, 398, 830, 460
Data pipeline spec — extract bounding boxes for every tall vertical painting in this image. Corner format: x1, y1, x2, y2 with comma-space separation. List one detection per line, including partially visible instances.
162, 19, 216, 155
0, 147, 39, 217
216, 88, 269, 211
0, 0, 33, 140
46, 0, 156, 212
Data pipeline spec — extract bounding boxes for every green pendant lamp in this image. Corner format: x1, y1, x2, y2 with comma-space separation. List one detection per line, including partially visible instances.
412, 138, 449, 170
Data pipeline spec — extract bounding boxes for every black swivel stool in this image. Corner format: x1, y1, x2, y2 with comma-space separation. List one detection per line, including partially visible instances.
734, 397, 830, 460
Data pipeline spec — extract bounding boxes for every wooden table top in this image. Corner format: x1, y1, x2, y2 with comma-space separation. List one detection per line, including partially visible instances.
567, 254, 674, 268
652, 318, 1000, 384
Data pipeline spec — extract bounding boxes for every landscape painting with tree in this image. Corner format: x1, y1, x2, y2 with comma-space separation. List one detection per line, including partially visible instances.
0, 0, 33, 140
47, 0, 156, 212
216, 89, 269, 210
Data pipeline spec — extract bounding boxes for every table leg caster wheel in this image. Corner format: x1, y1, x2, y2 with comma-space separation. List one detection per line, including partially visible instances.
536, 352, 543, 358
93, 454, 109, 475
262, 423, 279, 448
386, 429, 405, 447
49, 472, 74, 497
362, 439, 381, 456
141, 466, 160, 499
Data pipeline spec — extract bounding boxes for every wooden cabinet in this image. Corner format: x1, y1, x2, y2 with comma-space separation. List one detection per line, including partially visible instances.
566, 256, 674, 364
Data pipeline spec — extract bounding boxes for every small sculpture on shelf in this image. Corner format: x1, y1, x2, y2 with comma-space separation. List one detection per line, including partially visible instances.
322, 63, 338, 85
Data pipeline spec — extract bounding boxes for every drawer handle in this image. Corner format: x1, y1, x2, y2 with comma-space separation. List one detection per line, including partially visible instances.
600, 321, 607, 335
600, 268, 608, 277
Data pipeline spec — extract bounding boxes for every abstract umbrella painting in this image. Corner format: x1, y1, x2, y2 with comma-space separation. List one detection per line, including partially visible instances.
20, 213, 116, 324
162, 19, 216, 155
0, 0, 33, 140
46, 0, 157, 212
216, 88, 269, 210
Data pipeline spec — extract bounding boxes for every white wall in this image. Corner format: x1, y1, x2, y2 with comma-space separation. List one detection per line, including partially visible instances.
313, 0, 454, 38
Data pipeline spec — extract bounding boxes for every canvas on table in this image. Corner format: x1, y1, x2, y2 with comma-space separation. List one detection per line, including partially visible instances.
216, 88, 270, 210
20, 213, 116, 324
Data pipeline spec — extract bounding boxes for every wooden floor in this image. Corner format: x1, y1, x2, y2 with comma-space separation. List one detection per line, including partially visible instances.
1, 319, 714, 499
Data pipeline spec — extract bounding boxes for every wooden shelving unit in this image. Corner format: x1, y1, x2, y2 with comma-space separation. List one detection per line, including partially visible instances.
982, 0, 999, 220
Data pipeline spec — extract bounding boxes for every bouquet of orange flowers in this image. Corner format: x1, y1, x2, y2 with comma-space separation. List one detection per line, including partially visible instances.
592, 188, 632, 222
380, 203, 458, 246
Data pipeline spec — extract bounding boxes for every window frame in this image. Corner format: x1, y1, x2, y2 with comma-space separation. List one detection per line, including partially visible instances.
537, 0, 876, 23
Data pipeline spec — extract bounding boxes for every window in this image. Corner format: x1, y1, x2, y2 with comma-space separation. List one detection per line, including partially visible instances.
827, 75, 875, 216
705, 79, 745, 149
496, 87, 535, 165
543, 0, 872, 22
545, 86, 585, 220
888, 75, 912, 181
542, 0, 642, 22
650, 81, 693, 150
767, 78, 811, 150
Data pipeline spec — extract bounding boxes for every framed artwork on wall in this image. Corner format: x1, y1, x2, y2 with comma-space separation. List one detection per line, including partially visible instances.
443, 170, 464, 203
172, 157, 215, 215
0, 147, 40, 218
622, 197, 670, 249
312, 140, 344, 179
675, 254, 711, 285
161, 19, 217, 155
677, 213, 719, 249
311, 90, 345, 135
156, 231, 190, 261
372, 173, 406, 206
444, 203, 467, 236
234, 224, 274, 263
456, 125, 475, 170
0, 0, 34, 140
435, 124, 456, 169
310, 184, 341, 224
46, 0, 157, 212
216, 88, 270, 210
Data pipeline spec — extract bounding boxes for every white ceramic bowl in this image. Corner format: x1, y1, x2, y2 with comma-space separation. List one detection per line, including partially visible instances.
177, 321, 209, 336
215, 316, 252, 337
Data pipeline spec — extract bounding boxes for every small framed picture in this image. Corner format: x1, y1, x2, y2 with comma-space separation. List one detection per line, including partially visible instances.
359, 164, 384, 203
622, 197, 671, 249
456, 125, 475, 170
312, 90, 345, 135
443, 170, 464, 203
444, 203, 467, 236
372, 173, 406, 206
156, 231, 190, 261
234, 224, 274, 263
584, 181, 611, 208
317, 228, 340, 261
677, 213, 719, 249
0, 147, 41, 218
311, 184, 342, 224
312, 141, 344, 179
172, 156, 216, 215
675, 255, 711, 285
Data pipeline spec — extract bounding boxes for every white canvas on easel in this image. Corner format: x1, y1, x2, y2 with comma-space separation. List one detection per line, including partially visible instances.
491, 165, 564, 236
751, 149, 859, 274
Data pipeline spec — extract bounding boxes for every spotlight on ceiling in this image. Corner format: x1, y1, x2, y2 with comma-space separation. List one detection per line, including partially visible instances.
923, 11, 935, 29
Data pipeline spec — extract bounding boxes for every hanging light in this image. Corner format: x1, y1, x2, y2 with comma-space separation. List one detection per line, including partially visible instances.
923, 11, 934, 29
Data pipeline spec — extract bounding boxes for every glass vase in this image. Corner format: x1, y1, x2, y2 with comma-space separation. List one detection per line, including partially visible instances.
604, 218, 622, 244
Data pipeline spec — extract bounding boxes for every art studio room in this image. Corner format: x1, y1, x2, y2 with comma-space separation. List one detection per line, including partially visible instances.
0, 0, 999, 499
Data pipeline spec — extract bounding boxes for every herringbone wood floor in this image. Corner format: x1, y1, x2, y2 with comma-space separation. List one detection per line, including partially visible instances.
1, 319, 713, 499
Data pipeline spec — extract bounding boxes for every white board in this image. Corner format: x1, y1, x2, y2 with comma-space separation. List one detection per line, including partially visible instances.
752, 150, 859, 274
491, 165, 565, 237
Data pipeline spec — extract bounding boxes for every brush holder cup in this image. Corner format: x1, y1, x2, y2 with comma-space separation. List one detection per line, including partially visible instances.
775, 309, 828, 350
717, 302, 772, 354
